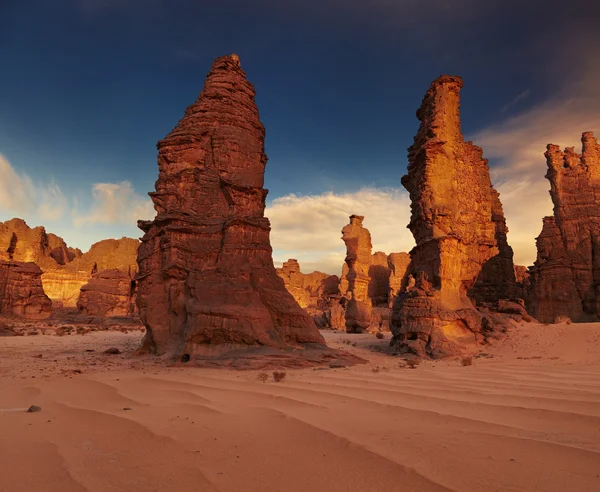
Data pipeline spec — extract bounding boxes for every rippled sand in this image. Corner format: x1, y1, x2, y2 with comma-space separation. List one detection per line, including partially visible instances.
1, 324, 599, 492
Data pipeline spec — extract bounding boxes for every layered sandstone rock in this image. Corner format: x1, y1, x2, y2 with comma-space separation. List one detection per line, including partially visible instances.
0, 260, 52, 318
77, 269, 137, 317
391, 75, 519, 358
136, 54, 324, 358
43, 238, 139, 307
276, 259, 344, 331
529, 133, 600, 322
276, 259, 339, 309
341, 215, 373, 333
528, 218, 582, 322
514, 264, 530, 300
387, 252, 411, 307
0, 218, 138, 308
368, 251, 391, 306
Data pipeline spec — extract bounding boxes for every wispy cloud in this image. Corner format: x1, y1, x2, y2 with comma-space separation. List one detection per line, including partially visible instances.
500, 89, 531, 113
0, 153, 154, 232
267, 188, 414, 275
0, 154, 68, 222
73, 182, 154, 226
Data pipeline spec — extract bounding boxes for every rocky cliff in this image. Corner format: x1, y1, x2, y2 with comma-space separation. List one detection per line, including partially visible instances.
0, 260, 52, 318
0, 218, 138, 308
276, 259, 339, 309
529, 132, 600, 322
77, 269, 137, 317
387, 252, 411, 307
391, 75, 520, 358
136, 54, 324, 358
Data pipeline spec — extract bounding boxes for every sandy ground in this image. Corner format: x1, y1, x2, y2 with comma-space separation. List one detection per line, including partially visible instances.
1, 323, 599, 492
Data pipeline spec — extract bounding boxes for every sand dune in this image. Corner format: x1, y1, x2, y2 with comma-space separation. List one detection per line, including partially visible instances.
1, 324, 599, 492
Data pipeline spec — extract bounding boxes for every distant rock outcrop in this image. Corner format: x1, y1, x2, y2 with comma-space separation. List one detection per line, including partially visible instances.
368, 251, 391, 306
0, 218, 138, 309
77, 269, 137, 317
276, 259, 342, 329
276, 259, 339, 309
341, 215, 373, 333
391, 75, 521, 358
387, 252, 411, 307
0, 260, 52, 318
136, 54, 324, 358
334, 218, 412, 332
529, 133, 600, 322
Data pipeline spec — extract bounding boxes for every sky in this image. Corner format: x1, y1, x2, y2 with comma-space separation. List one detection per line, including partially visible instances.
1, 0, 599, 275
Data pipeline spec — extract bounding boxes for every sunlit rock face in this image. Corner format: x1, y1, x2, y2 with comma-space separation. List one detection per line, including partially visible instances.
77, 269, 137, 317
529, 133, 600, 323
341, 215, 373, 333
336, 219, 411, 332
0, 218, 138, 309
0, 260, 52, 318
136, 54, 324, 357
391, 75, 519, 358
276, 259, 339, 309
387, 252, 411, 308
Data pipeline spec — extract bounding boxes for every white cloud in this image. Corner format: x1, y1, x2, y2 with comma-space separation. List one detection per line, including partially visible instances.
0, 154, 154, 244
0, 154, 68, 221
73, 181, 155, 226
267, 188, 414, 275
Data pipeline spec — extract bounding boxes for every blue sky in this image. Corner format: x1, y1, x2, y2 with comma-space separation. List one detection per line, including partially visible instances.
1, 0, 599, 274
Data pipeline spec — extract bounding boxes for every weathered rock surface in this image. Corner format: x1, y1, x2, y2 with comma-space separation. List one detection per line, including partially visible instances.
391, 75, 520, 358
529, 133, 600, 322
276, 259, 339, 309
336, 220, 412, 332
387, 252, 411, 307
0, 218, 138, 308
136, 54, 325, 359
77, 269, 137, 317
341, 215, 373, 333
368, 251, 390, 306
44, 238, 139, 308
0, 260, 52, 318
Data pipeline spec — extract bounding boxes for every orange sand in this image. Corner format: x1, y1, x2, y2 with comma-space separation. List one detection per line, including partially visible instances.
1, 323, 599, 492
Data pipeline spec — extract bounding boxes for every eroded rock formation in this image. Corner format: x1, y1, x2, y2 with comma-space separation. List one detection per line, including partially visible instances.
0, 260, 52, 318
0, 218, 138, 308
341, 215, 373, 333
387, 252, 411, 307
276, 259, 339, 309
0, 219, 139, 307
368, 251, 391, 306
44, 238, 139, 307
529, 133, 600, 322
77, 269, 137, 317
391, 75, 519, 358
136, 54, 324, 358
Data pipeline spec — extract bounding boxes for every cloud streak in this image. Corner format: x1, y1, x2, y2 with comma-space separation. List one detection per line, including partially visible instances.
500, 90, 531, 113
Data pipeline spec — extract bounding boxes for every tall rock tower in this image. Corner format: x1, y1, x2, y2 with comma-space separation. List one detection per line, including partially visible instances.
391, 75, 518, 357
136, 55, 324, 358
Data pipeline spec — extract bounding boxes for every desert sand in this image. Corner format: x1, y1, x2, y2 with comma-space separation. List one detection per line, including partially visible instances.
1, 324, 599, 492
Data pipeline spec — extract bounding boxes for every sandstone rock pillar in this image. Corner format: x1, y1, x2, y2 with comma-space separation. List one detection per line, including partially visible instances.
136, 54, 324, 358
341, 215, 373, 333
391, 75, 518, 357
